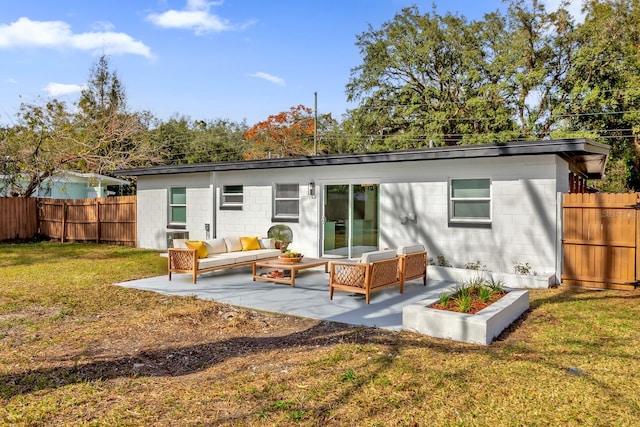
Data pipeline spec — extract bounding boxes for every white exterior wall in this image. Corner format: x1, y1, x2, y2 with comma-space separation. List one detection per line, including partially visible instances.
135, 154, 569, 275
136, 173, 213, 249
215, 170, 319, 257
377, 155, 565, 274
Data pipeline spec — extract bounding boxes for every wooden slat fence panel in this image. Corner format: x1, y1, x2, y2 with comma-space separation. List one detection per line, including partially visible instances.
0, 197, 38, 241
97, 196, 136, 245
37, 196, 136, 246
562, 192, 639, 290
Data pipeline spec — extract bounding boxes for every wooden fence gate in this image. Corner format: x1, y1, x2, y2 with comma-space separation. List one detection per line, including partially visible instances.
562, 193, 640, 290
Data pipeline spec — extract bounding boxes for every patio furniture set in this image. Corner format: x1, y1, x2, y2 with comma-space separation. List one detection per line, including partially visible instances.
168, 237, 427, 304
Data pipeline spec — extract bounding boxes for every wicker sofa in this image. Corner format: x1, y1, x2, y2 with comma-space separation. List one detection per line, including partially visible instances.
329, 244, 427, 304
168, 236, 280, 284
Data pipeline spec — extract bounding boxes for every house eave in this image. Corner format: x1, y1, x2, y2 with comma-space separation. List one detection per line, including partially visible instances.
114, 138, 610, 179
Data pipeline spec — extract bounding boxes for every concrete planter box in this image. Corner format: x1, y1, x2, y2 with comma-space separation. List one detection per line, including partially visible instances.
403, 289, 529, 345
428, 266, 554, 289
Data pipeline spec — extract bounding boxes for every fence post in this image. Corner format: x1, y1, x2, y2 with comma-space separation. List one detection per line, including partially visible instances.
61, 200, 67, 243
636, 193, 640, 283
96, 199, 101, 244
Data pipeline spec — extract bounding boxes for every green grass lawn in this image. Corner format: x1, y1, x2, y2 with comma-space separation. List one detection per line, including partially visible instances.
1, 242, 639, 426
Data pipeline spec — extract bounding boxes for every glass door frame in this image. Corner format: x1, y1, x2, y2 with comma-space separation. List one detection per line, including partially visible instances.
321, 183, 380, 259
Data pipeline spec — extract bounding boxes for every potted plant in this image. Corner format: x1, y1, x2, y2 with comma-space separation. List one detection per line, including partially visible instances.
268, 225, 293, 253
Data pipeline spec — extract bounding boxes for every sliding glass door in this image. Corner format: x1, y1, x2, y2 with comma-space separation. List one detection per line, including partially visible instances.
323, 184, 379, 258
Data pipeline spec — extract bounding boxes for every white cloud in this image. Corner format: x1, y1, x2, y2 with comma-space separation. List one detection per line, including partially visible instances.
0, 17, 153, 58
250, 72, 286, 87
5, 78, 17, 84
43, 82, 86, 96
146, 0, 250, 35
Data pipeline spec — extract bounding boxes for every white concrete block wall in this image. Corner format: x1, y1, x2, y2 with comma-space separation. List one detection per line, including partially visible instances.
134, 153, 570, 274
136, 187, 167, 249
136, 173, 212, 249
216, 186, 274, 237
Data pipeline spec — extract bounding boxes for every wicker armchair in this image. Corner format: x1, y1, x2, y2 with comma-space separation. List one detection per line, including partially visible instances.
329, 250, 401, 304
397, 244, 428, 286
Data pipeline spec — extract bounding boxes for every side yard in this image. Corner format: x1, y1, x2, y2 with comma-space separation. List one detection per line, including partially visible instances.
0, 242, 639, 426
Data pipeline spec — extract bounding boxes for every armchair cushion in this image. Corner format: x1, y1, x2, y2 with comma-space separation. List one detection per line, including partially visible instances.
397, 244, 426, 255
360, 249, 397, 264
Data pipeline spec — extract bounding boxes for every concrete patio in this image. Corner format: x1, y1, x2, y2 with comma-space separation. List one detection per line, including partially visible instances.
116, 265, 456, 331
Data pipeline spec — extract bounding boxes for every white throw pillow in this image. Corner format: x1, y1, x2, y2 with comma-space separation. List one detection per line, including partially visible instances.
224, 236, 243, 252
204, 238, 227, 255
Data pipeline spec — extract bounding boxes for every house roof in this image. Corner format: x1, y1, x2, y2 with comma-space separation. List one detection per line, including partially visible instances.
53, 171, 130, 186
114, 138, 610, 179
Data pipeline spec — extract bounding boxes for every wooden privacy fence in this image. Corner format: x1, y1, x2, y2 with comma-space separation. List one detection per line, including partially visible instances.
562, 193, 640, 290
38, 196, 137, 246
0, 197, 38, 241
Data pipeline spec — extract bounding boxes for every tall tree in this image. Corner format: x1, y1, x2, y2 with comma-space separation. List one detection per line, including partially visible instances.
500, 0, 577, 138
73, 55, 159, 174
1, 99, 79, 196
1, 56, 160, 196
345, 6, 516, 149
243, 105, 315, 159
567, 0, 640, 191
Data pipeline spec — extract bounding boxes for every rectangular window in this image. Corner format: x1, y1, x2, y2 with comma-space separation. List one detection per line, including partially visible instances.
273, 183, 299, 221
221, 185, 243, 210
169, 187, 186, 226
449, 178, 491, 223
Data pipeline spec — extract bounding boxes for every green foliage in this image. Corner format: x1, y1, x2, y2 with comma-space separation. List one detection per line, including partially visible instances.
341, 369, 357, 382
150, 116, 247, 164
342, 0, 640, 192
453, 293, 473, 313
477, 286, 494, 303
464, 261, 486, 271
438, 292, 452, 308
513, 261, 535, 275
432, 254, 452, 267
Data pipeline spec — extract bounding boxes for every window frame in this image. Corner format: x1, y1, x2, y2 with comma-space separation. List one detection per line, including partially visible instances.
272, 183, 300, 222
220, 184, 243, 210
168, 186, 187, 229
448, 178, 492, 225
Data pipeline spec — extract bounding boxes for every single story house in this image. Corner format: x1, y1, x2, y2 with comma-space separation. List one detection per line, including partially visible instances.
0, 171, 129, 199
115, 138, 609, 281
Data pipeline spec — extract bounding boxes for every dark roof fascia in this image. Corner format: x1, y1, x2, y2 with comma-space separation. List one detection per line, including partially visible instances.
114, 138, 610, 178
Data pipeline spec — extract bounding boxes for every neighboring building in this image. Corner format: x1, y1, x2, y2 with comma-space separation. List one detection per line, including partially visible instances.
115, 139, 609, 279
0, 171, 129, 199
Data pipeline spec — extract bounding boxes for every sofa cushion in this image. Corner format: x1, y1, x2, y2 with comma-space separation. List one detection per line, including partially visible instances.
212, 252, 237, 262
260, 238, 275, 249
186, 240, 208, 258
198, 256, 237, 270
397, 244, 425, 255
204, 238, 227, 255
254, 249, 281, 259
224, 236, 243, 253
360, 249, 398, 264
172, 238, 187, 249
233, 253, 258, 263
240, 236, 261, 251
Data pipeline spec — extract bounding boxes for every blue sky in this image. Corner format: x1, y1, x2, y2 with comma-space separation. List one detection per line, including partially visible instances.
1, 0, 580, 127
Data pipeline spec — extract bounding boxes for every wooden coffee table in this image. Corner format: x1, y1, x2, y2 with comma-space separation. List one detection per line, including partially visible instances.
252, 257, 329, 287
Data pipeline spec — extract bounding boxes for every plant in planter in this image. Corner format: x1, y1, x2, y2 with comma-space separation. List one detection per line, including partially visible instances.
268, 225, 293, 253
431, 276, 507, 314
